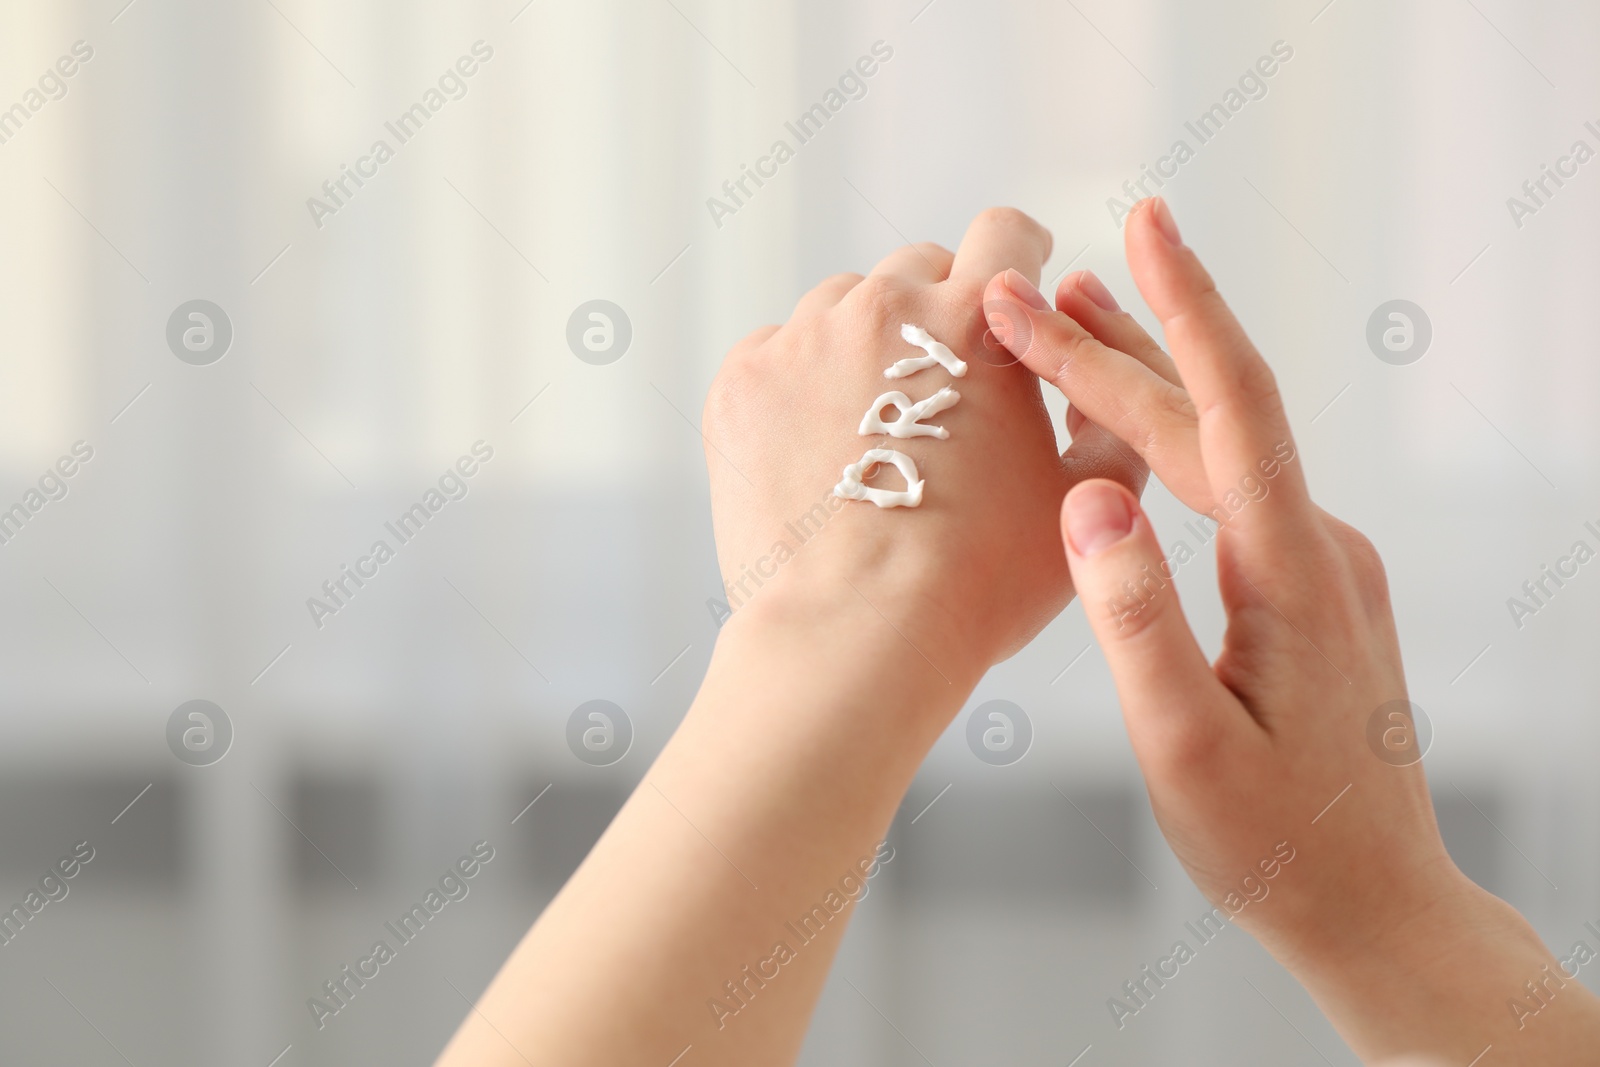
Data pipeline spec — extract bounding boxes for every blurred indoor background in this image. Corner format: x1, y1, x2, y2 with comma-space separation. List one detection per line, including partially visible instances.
1, 0, 1596, 1063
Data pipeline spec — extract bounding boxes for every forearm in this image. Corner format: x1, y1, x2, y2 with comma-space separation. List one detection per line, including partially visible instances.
1285, 873, 1600, 1064
435, 593, 975, 1067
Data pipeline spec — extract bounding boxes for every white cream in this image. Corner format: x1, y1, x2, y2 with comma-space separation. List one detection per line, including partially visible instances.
833, 448, 924, 509
885, 323, 968, 379
858, 386, 960, 439
834, 324, 965, 510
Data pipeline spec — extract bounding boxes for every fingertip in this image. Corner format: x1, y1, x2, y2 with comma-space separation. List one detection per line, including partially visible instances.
982, 270, 1031, 330
1151, 197, 1182, 246
1124, 198, 1182, 277
953, 207, 1052, 288
1127, 196, 1182, 248
1057, 269, 1121, 314
1124, 200, 1171, 310
998, 268, 1051, 312
1062, 479, 1139, 558
1060, 479, 1191, 656
1054, 270, 1086, 309
1124, 199, 1219, 326
984, 268, 1054, 365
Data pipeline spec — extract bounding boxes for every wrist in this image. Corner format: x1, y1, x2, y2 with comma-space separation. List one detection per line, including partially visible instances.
638, 593, 978, 897
687, 587, 976, 778
1278, 865, 1600, 1059
720, 566, 987, 712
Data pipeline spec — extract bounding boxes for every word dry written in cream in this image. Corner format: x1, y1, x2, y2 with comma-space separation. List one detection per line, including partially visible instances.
833, 324, 964, 509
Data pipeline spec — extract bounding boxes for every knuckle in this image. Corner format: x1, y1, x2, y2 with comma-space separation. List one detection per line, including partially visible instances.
735, 323, 779, 352
1170, 287, 1283, 412
849, 273, 912, 325
975, 205, 1036, 235
1095, 561, 1177, 642
944, 271, 987, 303
1159, 380, 1198, 422
702, 357, 761, 433
1117, 410, 1162, 460
1198, 372, 1284, 431
1109, 381, 1195, 457
1159, 280, 1218, 337
1038, 322, 1098, 384
1332, 522, 1391, 603
1172, 269, 1225, 320
1236, 358, 1282, 409
1162, 285, 1225, 346
973, 207, 1051, 260
1107, 602, 1165, 644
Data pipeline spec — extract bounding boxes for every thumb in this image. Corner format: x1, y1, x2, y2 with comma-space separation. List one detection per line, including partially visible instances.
1061, 480, 1232, 753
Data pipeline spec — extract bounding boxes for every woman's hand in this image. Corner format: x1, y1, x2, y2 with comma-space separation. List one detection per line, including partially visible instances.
439, 207, 1144, 1067
984, 197, 1600, 1063
704, 207, 1143, 684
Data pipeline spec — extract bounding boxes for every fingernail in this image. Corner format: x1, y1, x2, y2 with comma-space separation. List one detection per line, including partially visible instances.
1002, 268, 1051, 313
1150, 197, 1183, 247
1074, 270, 1121, 312
1065, 483, 1134, 556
